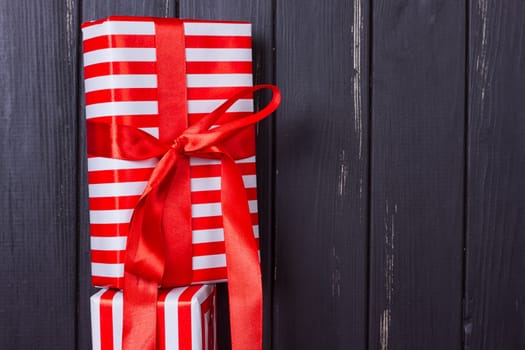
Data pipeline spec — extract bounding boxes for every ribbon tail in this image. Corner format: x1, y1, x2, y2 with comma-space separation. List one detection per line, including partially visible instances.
162, 155, 193, 286
220, 154, 263, 350
123, 150, 182, 350
123, 272, 158, 350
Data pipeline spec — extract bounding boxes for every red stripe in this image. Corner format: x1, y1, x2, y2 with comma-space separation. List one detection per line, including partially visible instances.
91, 250, 126, 264
190, 190, 221, 204
192, 267, 227, 283
191, 188, 258, 205
85, 88, 158, 104
89, 168, 153, 184
190, 165, 221, 178
184, 36, 251, 49
100, 289, 118, 350
157, 289, 171, 350
83, 34, 155, 52
191, 213, 258, 230
84, 62, 156, 78
90, 223, 129, 237
193, 242, 225, 256
92, 276, 123, 289
190, 162, 256, 178
178, 287, 200, 350
90, 196, 141, 211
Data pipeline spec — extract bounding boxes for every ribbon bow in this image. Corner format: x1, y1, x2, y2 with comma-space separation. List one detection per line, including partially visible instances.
87, 84, 281, 350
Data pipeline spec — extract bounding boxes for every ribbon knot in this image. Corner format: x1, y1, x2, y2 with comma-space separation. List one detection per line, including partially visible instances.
171, 136, 187, 153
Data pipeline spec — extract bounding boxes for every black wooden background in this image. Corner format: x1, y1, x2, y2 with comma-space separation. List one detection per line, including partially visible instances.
1, 1, 524, 349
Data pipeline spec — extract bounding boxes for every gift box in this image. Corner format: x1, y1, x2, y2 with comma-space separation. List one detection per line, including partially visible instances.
91, 285, 216, 350
81, 17, 259, 289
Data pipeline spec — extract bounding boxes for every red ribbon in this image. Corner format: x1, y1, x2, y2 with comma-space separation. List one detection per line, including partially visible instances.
87, 84, 280, 350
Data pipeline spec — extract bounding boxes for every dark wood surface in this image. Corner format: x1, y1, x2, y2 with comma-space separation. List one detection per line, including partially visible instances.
273, 0, 369, 348
368, 1, 465, 349
464, 1, 525, 349
1, 1, 525, 349
0, 1, 80, 348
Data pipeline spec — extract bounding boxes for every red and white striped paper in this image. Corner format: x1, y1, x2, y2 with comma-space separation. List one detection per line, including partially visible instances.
91, 285, 216, 350
81, 17, 259, 288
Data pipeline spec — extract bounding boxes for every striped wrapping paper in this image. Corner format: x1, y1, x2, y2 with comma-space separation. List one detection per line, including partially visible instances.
91, 285, 216, 350
81, 17, 259, 288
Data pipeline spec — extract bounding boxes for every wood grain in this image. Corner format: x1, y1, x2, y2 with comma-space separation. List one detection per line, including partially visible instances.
178, 2, 274, 348
273, 0, 370, 348
368, 1, 466, 349
0, 0, 80, 348
464, 1, 525, 348
79, 2, 175, 349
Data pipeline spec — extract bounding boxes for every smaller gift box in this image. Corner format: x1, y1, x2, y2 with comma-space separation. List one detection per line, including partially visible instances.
91, 285, 216, 350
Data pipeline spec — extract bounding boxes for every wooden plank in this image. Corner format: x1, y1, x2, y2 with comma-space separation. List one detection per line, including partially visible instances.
79, 2, 175, 349
0, 1, 80, 348
273, 0, 369, 348
178, 2, 274, 349
464, 1, 525, 349
368, 1, 465, 349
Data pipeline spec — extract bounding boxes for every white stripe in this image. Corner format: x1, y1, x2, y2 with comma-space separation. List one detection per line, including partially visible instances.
192, 225, 258, 246
191, 177, 221, 192
192, 203, 222, 218
191, 200, 257, 218
90, 209, 133, 224
84, 74, 157, 93
92, 262, 124, 278
112, 292, 123, 350
184, 22, 251, 37
88, 157, 157, 171
187, 99, 253, 114
191, 174, 257, 192
91, 236, 127, 251
249, 200, 258, 213
89, 181, 147, 198
187, 74, 252, 88
165, 287, 187, 349
90, 289, 105, 350
82, 21, 155, 40
189, 155, 255, 166
193, 254, 226, 270
192, 228, 224, 244
195, 284, 214, 303
84, 48, 156, 67
185, 48, 251, 62
86, 101, 158, 118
